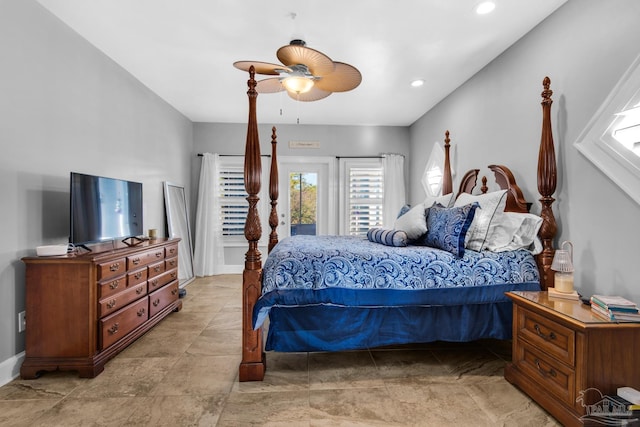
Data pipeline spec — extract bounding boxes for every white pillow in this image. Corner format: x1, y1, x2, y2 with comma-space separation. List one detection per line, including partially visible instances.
424, 193, 455, 209
454, 190, 508, 251
484, 212, 543, 254
393, 203, 427, 240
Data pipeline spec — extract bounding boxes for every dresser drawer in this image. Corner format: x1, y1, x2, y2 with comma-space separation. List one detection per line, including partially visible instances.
97, 258, 127, 281
127, 248, 165, 270
148, 260, 165, 278
165, 244, 178, 259
98, 282, 147, 317
98, 275, 127, 299
514, 340, 576, 406
165, 256, 178, 271
127, 267, 148, 288
148, 268, 178, 292
99, 297, 149, 349
149, 281, 179, 318
516, 306, 575, 366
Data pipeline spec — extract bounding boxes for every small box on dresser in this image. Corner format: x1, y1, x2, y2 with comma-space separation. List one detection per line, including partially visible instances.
505, 291, 640, 427
21, 238, 182, 379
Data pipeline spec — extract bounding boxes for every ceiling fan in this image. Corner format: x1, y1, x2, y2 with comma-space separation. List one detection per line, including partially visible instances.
233, 39, 362, 102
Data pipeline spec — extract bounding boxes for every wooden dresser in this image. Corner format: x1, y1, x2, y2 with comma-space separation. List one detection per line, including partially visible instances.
505, 291, 640, 426
21, 238, 183, 379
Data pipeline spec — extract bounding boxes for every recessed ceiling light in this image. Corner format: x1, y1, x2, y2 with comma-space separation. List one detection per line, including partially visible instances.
411, 79, 424, 88
475, 1, 496, 15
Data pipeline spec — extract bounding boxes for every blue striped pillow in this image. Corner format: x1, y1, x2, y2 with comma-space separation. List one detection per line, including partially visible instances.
367, 228, 409, 247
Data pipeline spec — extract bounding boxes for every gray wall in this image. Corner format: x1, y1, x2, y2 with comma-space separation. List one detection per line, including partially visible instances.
0, 0, 193, 377
409, 0, 640, 302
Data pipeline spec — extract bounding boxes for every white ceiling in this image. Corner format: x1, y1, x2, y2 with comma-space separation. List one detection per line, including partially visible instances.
36, 0, 566, 126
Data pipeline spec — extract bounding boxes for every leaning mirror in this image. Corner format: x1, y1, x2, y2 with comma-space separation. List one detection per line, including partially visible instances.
163, 182, 195, 287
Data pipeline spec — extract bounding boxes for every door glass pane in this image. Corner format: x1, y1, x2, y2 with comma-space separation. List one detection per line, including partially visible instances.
290, 172, 317, 236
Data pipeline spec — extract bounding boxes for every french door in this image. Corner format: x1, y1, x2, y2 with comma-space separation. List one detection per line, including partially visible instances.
277, 157, 336, 239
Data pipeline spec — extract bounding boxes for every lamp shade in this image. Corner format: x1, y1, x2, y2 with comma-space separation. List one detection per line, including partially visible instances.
551, 241, 574, 273
283, 76, 314, 94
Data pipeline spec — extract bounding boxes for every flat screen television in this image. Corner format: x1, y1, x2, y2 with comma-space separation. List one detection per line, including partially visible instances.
70, 172, 143, 247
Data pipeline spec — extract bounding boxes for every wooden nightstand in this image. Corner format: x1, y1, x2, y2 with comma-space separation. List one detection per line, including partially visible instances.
505, 291, 640, 427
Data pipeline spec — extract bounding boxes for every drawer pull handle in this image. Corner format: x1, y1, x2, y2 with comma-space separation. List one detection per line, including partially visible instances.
152, 299, 160, 307
154, 266, 161, 272
155, 252, 163, 258
534, 359, 557, 377
109, 280, 120, 290
137, 308, 146, 317
171, 272, 176, 279
134, 272, 142, 280
109, 263, 120, 272
106, 300, 116, 309
108, 323, 119, 335
132, 257, 141, 265
151, 279, 158, 287
534, 324, 556, 341
169, 248, 176, 254
171, 288, 178, 295
136, 287, 144, 294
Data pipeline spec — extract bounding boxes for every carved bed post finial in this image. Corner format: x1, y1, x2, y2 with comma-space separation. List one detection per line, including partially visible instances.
442, 130, 453, 195
268, 126, 279, 253
537, 76, 558, 290
240, 65, 266, 381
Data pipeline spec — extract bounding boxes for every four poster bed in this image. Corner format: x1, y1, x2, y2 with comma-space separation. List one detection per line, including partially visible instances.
238, 68, 558, 381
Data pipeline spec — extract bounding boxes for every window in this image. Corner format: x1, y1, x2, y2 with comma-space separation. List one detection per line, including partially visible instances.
339, 158, 384, 235
422, 142, 446, 197
217, 156, 269, 245
575, 54, 640, 205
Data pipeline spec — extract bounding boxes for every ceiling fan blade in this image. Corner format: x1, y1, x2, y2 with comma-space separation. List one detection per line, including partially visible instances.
256, 78, 285, 93
287, 86, 332, 102
314, 62, 362, 93
277, 44, 335, 76
233, 61, 291, 75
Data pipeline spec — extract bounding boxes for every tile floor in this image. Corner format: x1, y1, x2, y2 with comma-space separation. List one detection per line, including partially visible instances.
0, 274, 559, 426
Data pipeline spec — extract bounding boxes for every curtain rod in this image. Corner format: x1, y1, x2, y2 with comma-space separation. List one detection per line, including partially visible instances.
196, 153, 271, 157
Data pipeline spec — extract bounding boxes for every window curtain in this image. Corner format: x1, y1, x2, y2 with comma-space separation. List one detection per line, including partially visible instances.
382, 154, 406, 228
193, 153, 225, 276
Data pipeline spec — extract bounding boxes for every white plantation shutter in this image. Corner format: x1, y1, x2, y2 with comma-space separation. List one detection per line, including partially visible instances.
219, 165, 248, 239
340, 158, 384, 236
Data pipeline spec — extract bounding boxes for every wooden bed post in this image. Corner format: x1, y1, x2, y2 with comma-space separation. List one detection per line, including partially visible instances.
536, 76, 558, 290
239, 66, 266, 381
442, 130, 453, 195
268, 126, 279, 253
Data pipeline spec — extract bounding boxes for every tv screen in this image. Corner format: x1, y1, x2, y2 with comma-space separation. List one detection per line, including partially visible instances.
70, 172, 143, 245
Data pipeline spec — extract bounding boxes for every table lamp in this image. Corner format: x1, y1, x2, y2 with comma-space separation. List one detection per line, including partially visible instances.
551, 241, 574, 293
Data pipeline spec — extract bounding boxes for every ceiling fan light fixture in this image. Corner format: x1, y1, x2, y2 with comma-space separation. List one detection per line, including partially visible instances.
282, 75, 314, 94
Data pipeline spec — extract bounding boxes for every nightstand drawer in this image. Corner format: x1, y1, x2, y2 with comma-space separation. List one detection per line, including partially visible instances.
515, 340, 575, 406
516, 306, 575, 366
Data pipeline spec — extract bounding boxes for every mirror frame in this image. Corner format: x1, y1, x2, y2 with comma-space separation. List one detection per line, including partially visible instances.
163, 182, 195, 287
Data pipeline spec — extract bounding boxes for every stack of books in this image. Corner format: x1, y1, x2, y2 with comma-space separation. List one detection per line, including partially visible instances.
590, 294, 640, 322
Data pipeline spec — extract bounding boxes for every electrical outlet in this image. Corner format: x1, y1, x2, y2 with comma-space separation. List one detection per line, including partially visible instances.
18, 311, 26, 333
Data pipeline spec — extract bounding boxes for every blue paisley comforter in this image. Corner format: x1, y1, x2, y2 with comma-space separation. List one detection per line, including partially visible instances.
254, 235, 540, 328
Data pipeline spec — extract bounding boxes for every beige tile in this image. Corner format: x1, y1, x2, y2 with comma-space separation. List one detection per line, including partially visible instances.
118, 327, 201, 358
69, 356, 179, 398
430, 347, 507, 384
0, 371, 85, 400
0, 400, 60, 427
186, 328, 242, 356
309, 351, 384, 390
370, 349, 450, 382
31, 397, 145, 427
151, 354, 239, 396
123, 394, 227, 426
218, 390, 310, 425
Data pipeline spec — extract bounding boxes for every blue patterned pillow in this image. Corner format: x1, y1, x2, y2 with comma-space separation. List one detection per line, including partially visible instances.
367, 228, 409, 247
425, 203, 478, 257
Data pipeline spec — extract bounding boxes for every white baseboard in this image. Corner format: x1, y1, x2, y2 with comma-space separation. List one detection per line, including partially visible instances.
0, 352, 24, 387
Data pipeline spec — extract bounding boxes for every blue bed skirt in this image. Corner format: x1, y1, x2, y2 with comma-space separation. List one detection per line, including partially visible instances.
262, 283, 539, 352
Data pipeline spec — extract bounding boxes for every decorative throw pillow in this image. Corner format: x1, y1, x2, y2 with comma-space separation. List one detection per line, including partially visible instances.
484, 212, 543, 254
454, 190, 508, 251
393, 203, 427, 240
367, 228, 409, 247
425, 203, 478, 257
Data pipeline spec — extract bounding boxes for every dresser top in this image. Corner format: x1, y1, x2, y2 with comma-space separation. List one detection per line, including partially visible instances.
508, 291, 640, 327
